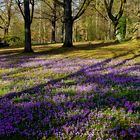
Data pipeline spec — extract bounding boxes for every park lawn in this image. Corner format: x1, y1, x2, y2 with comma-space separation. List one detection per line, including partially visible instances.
0, 41, 140, 139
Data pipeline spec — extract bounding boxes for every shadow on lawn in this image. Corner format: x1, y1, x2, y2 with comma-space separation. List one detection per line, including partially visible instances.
0, 41, 119, 68
2, 50, 140, 100
0, 43, 140, 103
0, 40, 138, 77
36, 41, 119, 55
1, 59, 140, 139
0, 46, 139, 81
0, 41, 119, 58
0, 41, 128, 81
1, 46, 140, 99
0, 41, 138, 71
0, 42, 140, 139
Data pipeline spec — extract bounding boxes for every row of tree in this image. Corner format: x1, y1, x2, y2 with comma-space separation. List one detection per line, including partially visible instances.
0, 0, 140, 52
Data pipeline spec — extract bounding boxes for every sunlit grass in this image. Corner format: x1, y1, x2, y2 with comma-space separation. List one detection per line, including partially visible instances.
0, 40, 140, 95
0, 40, 139, 60
32, 41, 140, 60
0, 42, 139, 91
0, 41, 140, 139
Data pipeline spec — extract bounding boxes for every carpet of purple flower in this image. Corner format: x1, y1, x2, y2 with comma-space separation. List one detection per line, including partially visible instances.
0, 43, 140, 140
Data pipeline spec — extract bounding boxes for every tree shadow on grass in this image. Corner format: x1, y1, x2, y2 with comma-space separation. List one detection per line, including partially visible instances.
35, 41, 119, 55
0, 41, 127, 87
0, 41, 119, 58
0, 42, 140, 139
0, 73, 139, 139
0, 41, 138, 74
1, 43, 139, 80
1, 67, 140, 139
1, 48, 139, 100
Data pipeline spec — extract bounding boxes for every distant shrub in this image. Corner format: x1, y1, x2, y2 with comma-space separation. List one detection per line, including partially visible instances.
0, 37, 9, 47
2, 36, 20, 45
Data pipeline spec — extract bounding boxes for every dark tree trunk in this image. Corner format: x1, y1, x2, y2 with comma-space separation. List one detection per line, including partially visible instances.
104, 0, 126, 41
113, 21, 124, 41
3, 27, 9, 44
24, 0, 33, 52
24, 21, 32, 52
63, 0, 73, 47
51, 19, 56, 43
112, 21, 120, 41
4, 28, 8, 36
51, 1, 57, 43
61, 22, 64, 42
63, 20, 73, 47
113, 24, 117, 40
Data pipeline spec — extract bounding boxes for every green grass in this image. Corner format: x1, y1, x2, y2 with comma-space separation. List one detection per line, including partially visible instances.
0, 40, 140, 59
0, 40, 140, 96
0, 41, 140, 139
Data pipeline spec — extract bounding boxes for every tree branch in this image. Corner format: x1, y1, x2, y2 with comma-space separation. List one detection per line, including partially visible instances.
53, 0, 64, 7
73, 0, 91, 21
0, 25, 4, 29
16, 0, 25, 19
30, 0, 34, 23
91, 3, 108, 21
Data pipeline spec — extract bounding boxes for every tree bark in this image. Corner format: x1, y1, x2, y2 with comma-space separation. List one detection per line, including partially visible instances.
4, 28, 8, 36
24, 21, 32, 52
63, 0, 73, 47
104, 0, 126, 41
51, 1, 57, 43
113, 19, 126, 42
61, 22, 64, 42
113, 24, 117, 40
24, 0, 33, 52
63, 20, 73, 47
136, 0, 140, 39
113, 24, 120, 41
2, 0, 12, 37
3, 28, 8, 44
51, 19, 56, 43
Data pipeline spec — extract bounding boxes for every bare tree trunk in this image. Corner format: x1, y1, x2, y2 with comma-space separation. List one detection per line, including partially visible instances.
137, 0, 140, 38
113, 22, 120, 41
113, 24, 117, 40
4, 0, 12, 37
51, 20, 56, 43
63, 20, 73, 47
24, 20, 32, 52
108, 21, 112, 40
24, 0, 33, 52
63, 0, 73, 47
104, 0, 126, 41
61, 22, 64, 42
4, 28, 8, 36
74, 23, 78, 42
51, 1, 57, 43
3, 28, 8, 44
95, 0, 98, 37
43, 22, 46, 43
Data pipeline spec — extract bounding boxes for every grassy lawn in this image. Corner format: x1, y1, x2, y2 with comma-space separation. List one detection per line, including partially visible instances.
0, 41, 140, 139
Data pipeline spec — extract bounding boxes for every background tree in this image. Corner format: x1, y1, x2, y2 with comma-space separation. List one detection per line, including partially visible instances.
0, 0, 13, 36
16, 0, 34, 52
35, 0, 62, 43
55, 0, 91, 47
1, 0, 139, 46
104, 0, 126, 41
132, 0, 140, 39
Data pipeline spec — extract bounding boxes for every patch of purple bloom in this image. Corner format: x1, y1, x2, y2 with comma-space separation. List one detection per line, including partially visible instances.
0, 54, 140, 139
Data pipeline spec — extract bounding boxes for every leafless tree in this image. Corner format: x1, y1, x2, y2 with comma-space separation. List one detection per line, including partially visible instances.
0, 0, 13, 36
104, 0, 126, 40
55, 0, 91, 47
16, 0, 34, 52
